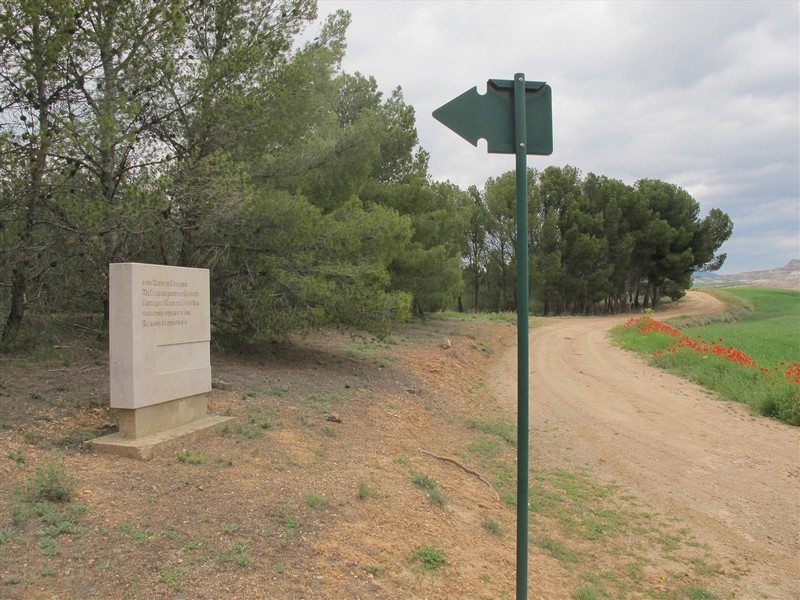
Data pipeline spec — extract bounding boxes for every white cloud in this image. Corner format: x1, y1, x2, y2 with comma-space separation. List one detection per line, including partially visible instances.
315, 0, 799, 274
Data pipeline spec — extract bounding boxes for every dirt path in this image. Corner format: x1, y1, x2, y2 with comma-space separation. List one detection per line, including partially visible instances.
491, 291, 800, 599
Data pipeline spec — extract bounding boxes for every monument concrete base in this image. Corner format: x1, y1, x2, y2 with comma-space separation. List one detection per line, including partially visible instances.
90, 395, 234, 460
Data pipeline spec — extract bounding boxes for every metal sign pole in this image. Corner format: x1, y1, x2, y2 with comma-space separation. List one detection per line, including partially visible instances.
513, 73, 530, 600
432, 73, 551, 600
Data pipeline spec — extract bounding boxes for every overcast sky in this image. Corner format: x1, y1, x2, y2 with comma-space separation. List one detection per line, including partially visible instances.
313, 0, 799, 274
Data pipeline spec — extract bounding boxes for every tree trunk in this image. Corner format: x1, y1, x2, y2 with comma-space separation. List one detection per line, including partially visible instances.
651, 283, 661, 310
1, 268, 28, 347
472, 265, 480, 311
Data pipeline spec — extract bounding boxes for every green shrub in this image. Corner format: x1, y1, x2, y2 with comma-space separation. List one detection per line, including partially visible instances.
411, 545, 446, 571
22, 457, 75, 503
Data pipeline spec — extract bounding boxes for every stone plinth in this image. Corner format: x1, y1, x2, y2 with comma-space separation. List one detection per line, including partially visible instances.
92, 263, 233, 460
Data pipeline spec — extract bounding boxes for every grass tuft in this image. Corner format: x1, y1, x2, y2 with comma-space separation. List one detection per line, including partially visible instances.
176, 450, 205, 465
305, 492, 328, 508
466, 417, 517, 446
412, 473, 447, 507
410, 545, 446, 572
21, 456, 75, 503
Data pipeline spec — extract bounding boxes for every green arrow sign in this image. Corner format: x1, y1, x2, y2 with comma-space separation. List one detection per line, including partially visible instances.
433, 74, 553, 600
432, 79, 553, 155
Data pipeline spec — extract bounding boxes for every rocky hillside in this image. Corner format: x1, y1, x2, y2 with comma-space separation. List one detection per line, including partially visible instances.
694, 260, 800, 290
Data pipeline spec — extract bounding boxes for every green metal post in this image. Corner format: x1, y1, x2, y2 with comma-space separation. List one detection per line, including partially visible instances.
513, 73, 530, 600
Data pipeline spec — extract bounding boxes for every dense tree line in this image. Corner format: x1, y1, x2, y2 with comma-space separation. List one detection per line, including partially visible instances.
0, 0, 731, 349
462, 166, 732, 315
0, 0, 470, 348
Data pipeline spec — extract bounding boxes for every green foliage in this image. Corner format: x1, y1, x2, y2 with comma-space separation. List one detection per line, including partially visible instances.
2, 1, 731, 346
218, 542, 251, 567
612, 291, 800, 426
0, 526, 15, 543
410, 545, 446, 572
534, 535, 581, 563
466, 417, 517, 446
118, 521, 153, 542
412, 473, 447, 507
438, 311, 517, 323
20, 456, 75, 504
688, 588, 721, 600
7, 449, 25, 464
482, 519, 502, 536
461, 166, 732, 315
305, 492, 328, 508
212, 192, 413, 343
681, 288, 800, 366
356, 482, 379, 500
573, 588, 600, 600
176, 450, 205, 465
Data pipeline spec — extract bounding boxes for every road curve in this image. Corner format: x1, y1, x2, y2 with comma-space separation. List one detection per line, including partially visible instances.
490, 291, 800, 598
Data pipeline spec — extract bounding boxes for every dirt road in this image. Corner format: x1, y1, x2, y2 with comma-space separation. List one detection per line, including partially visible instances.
491, 291, 800, 599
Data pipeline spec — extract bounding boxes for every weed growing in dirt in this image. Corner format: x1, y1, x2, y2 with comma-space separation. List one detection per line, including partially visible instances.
306, 492, 328, 508
159, 567, 185, 591
466, 417, 516, 446
11, 458, 86, 560
221, 522, 240, 534
526, 465, 724, 599
222, 404, 280, 440
117, 521, 153, 542
0, 526, 16, 543
176, 450, 205, 465
20, 456, 75, 503
218, 542, 250, 567
8, 449, 25, 464
438, 311, 517, 323
364, 564, 385, 577
269, 385, 289, 397
412, 473, 447, 507
247, 404, 279, 430
56, 428, 96, 449
304, 391, 344, 415
482, 519, 502, 536
469, 436, 503, 460
345, 337, 395, 365
688, 587, 721, 600
534, 535, 580, 563
281, 515, 299, 534
356, 482, 380, 500
578, 570, 622, 598
38, 536, 59, 556
573, 586, 599, 600
314, 443, 327, 460
410, 545, 446, 572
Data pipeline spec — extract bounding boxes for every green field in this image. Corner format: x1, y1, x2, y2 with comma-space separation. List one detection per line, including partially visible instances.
612, 287, 800, 426
683, 288, 799, 365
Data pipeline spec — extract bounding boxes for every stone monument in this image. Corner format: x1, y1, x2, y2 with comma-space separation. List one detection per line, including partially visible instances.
91, 262, 233, 459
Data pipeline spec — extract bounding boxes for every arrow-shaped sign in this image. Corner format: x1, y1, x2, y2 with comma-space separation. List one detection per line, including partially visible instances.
433, 74, 553, 600
432, 79, 553, 155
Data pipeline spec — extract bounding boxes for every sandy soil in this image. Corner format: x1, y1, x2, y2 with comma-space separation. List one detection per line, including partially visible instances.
0, 291, 797, 599
491, 291, 800, 599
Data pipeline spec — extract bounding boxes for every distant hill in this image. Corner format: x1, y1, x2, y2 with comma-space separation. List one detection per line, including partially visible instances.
693, 260, 800, 290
